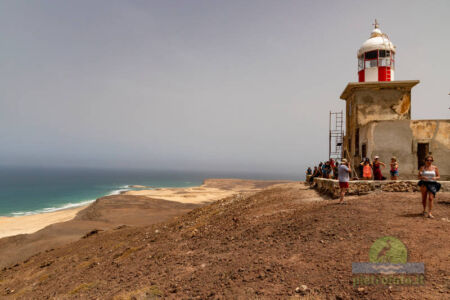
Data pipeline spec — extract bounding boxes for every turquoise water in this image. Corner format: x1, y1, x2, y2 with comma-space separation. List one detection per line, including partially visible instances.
0, 167, 298, 216
0, 167, 204, 216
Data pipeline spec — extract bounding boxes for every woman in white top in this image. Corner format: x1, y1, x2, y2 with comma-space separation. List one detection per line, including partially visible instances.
418, 155, 440, 218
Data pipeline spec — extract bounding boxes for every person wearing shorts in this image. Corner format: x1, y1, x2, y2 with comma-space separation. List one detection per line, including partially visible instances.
418, 155, 441, 218
390, 157, 399, 180
338, 159, 351, 204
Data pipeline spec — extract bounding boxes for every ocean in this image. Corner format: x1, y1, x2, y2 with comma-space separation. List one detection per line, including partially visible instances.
0, 166, 299, 217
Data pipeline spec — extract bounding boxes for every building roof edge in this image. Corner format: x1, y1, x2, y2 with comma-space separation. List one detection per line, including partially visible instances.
340, 80, 420, 100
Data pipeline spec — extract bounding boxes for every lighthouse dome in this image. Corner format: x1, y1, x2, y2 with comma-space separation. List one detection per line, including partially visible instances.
357, 21, 396, 82
357, 27, 396, 57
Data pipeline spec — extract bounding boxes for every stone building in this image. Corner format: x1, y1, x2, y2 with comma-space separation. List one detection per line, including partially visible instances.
340, 22, 450, 180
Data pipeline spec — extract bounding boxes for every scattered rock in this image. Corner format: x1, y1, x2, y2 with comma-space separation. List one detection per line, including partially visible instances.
0, 181, 448, 299
191, 229, 199, 237
295, 285, 308, 294
82, 229, 102, 239
39, 261, 53, 268
114, 225, 128, 230
5, 288, 14, 294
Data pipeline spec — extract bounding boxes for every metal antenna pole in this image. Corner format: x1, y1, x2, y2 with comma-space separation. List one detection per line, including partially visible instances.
329, 111, 331, 160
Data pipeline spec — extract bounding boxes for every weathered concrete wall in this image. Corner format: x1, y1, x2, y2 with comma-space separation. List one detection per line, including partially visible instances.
370, 120, 416, 178
369, 120, 450, 179
341, 81, 419, 169
312, 178, 450, 199
350, 119, 450, 180
354, 89, 411, 126
410, 120, 450, 179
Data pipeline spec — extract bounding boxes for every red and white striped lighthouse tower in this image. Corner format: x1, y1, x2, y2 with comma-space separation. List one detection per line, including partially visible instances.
358, 20, 396, 82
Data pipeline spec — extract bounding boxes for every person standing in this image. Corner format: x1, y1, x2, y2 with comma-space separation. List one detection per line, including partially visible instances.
338, 159, 351, 204
324, 161, 332, 179
309, 166, 321, 184
361, 158, 373, 180
418, 155, 440, 218
333, 162, 339, 179
318, 162, 323, 177
390, 157, 399, 180
330, 158, 335, 171
358, 158, 365, 179
321, 162, 328, 178
373, 156, 386, 180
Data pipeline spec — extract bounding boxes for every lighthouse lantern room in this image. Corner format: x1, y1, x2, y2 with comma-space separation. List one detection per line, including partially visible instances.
358, 20, 396, 82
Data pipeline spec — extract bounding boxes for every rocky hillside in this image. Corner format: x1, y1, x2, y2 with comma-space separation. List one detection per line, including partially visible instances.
1, 183, 449, 299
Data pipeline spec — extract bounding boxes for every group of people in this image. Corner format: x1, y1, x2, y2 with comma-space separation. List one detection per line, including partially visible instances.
306, 156, 401, 181
305, 158, 340, 181
358, 156, 399, 180
305, 155, 441, 218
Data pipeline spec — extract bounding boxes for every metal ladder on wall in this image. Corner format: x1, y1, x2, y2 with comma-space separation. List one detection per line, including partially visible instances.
329, 111, 344, 162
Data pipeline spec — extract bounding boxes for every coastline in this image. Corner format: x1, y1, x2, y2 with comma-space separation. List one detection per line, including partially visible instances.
0, 205, 89, 239
0, 189, 131, 239
0, 182, 215, 239
0, 188, 130, 239
0, 179, 289, 240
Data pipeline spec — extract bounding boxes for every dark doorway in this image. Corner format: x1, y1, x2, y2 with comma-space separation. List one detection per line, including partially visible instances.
362, 143, 367, 159
417, 143, 429, 169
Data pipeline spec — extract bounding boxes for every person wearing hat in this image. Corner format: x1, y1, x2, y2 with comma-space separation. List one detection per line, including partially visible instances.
373, 155, 386, 180
338, 159, 351, 204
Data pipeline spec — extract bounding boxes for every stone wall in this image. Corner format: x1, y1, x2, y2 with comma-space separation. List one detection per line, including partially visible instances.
310, 177, 450, 199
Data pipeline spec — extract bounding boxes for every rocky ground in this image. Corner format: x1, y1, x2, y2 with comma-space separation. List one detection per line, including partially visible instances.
0, 182, 449, 299
0, 179, 286, 269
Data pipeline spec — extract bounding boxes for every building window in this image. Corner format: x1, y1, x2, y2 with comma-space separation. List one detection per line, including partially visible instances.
365, 59, 378, 68
417, 143, 429, 170
355, 128, 360, 156
379, 50, 390, 57
348, 138, 352, 155
358, 56, 364, 71
378, 57, 391, 67
365, 50, 378, 60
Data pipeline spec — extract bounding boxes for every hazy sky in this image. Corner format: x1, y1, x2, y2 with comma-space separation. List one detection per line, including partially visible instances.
1, 1, 449, 176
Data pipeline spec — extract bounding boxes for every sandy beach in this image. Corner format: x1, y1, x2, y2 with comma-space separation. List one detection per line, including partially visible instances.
124, 178, 291, 203
0, 179, 281, 239
0, 205, 88, 239
0, 179, 289, 268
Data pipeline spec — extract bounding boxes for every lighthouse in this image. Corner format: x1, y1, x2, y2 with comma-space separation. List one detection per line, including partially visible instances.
337, 21, 450, 181
358, 20, 396, 82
